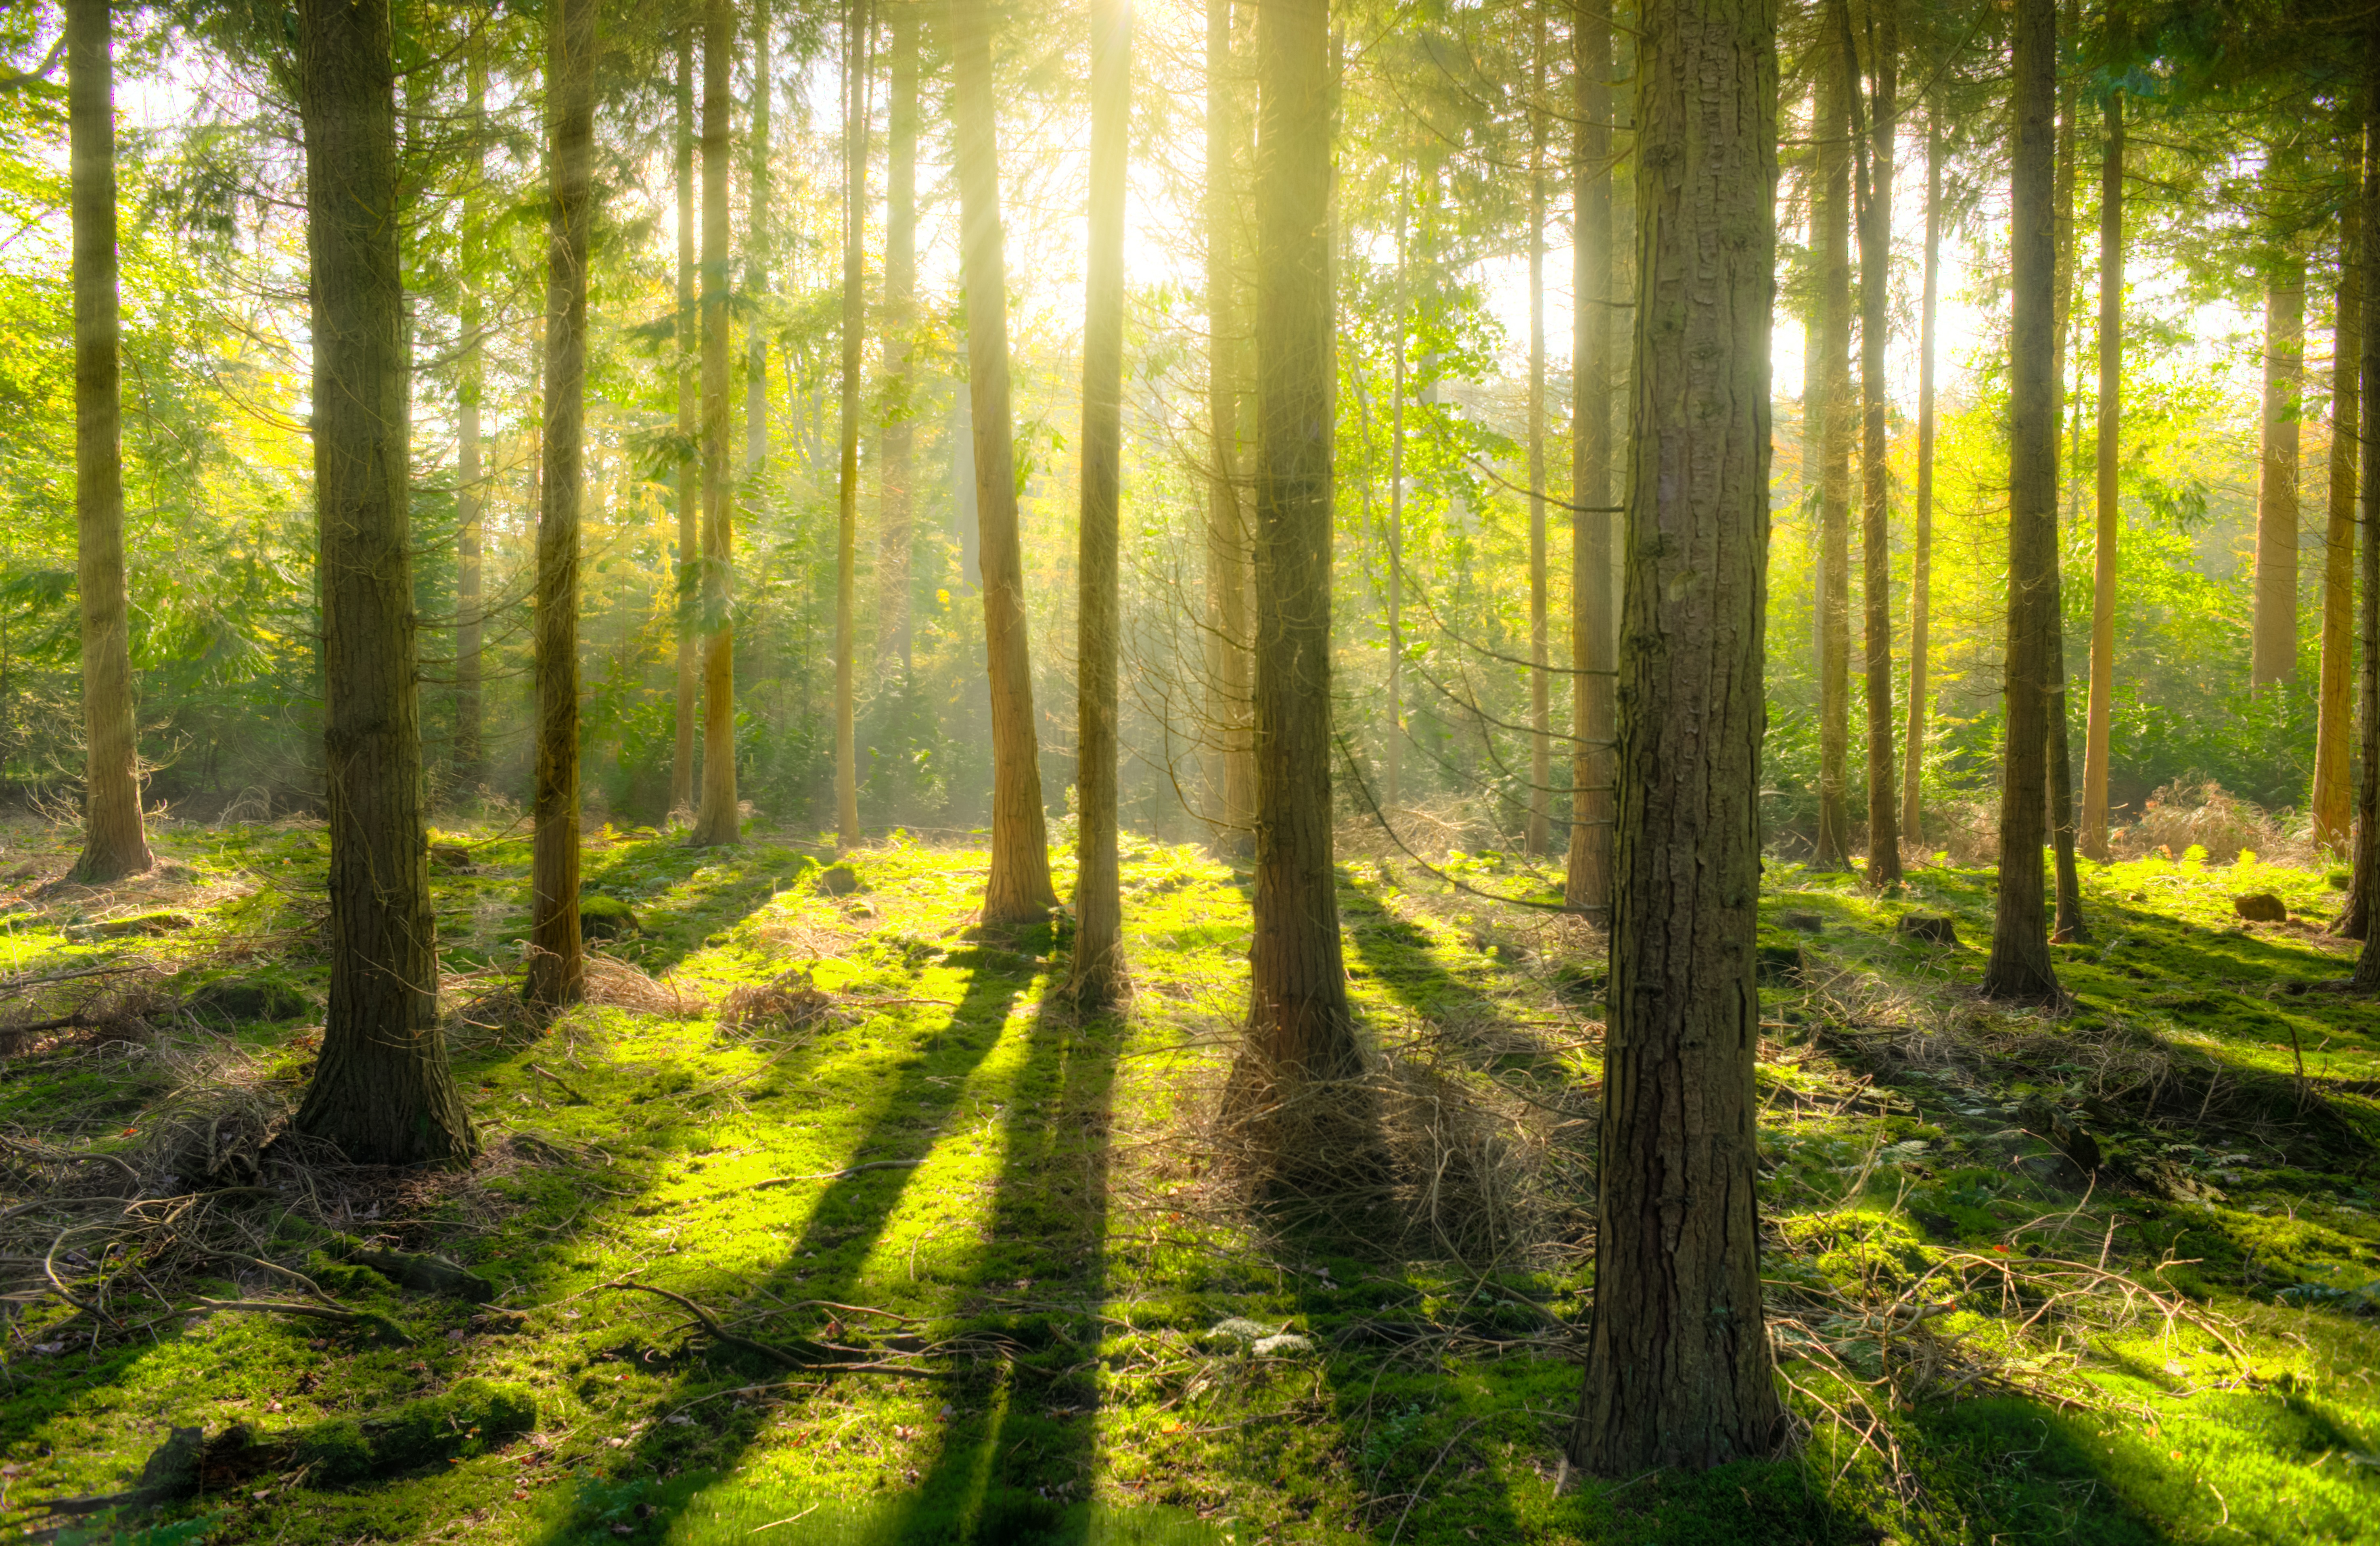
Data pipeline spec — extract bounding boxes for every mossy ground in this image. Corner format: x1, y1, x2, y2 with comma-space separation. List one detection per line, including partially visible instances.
4, 816, 2380, 1544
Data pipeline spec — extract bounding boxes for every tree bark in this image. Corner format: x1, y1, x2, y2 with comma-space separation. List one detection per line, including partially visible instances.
1813, 40, 1852, 869
1238, 0, 1354, 1083
291, 0, 475, 1166
834, 1, 870, 849
1384, 197, 1406, 816
670, 27, 698, 821
2252, 237, 2306, 688
1980, 0, 2063, 1006
1564, 1, 1614, 914
1071, 0, 1130, 1008
2321, 180, 2363, 866
2041, 2, 2083, 941
876, 5, 920, 678
950, 0, 1059, 922
67, 0, 151, 883
2352, 61, 2380, 979
692, 0, 741, 847
526, 0, 595, 1012
1572, 0, 1781, 1473
746, 0, 771, 485
1901, 105, 1940, 847
454, 47, 486, 795
1525, 10, 1550, 858
1845, 0, 1899, 885
1205, 0, 1255, 854
2081, 93, 2124, 862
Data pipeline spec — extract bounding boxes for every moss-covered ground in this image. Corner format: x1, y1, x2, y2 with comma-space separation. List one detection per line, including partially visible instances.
5, 816, 2380, 1544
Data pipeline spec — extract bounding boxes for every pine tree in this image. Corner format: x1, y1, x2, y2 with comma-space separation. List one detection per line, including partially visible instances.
691, 0, 741, 848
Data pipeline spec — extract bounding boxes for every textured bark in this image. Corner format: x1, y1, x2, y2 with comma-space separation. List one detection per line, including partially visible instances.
67, 0, 150, 883
951, 0, 1059, 922
745, 0, 771, 484
2081, 95, 2124, 861
1070, 0, 1130, 1008
2043, 12, 2083, 941
1901, 107, 1940, 846
875, 7, 920, 676
670, 29, 697, 820
1846, 0, 1898, 884
526, 0, 594, 1012
1813, 44, 1852, 869
1564, 2, 1614, 914
291, 0, 475, 1167
1525, 11, 1551, 858
2252, 246, 2306, 688
1981, 0, 2063, 1006
1205, 0, 1255, 852
454, 49, 486, 793
1383, 200, 1406, 815
1239, 0, 1354, 1080
834, 5, 869, 849
2320, 187, 2363, 858
2353, 69, 2380, 977
692, 0, 741, 848
1572, 0, 1781, 1474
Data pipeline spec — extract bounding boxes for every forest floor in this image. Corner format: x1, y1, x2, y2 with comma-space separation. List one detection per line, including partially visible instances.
2, 812, 2380, 1544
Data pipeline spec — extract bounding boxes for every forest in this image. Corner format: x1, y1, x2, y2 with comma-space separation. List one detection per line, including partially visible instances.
2, 0, 2379, 1540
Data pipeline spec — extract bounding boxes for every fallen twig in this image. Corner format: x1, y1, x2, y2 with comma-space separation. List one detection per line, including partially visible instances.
525, 1063, 590, 1105
748, 1159, 924, 1190
602, 1281, 945, 1380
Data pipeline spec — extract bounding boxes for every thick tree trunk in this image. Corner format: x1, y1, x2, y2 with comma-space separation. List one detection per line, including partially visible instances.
1238, 0, 1354, 1082
746, 0, 770, 485
1525, 12, 1550, 858
1564, 2, 1614, 914
671, 28, 697, 821
454, 49, 486, 794
2252, 244, 2306, 687
67, 0, 151, 883
2081, 95, 2125, 861
876, 6, 920, 677
1901, 107, 1940, 847
1572, 0, 1780, 1473
950, 0, 1059, 922
1071, 0, 1130, 1008
1846, 0, 1899, 885
1204, 0, 1255, 853
1813, 46, 1852, 869
1981, 0, 2063, 1006
526, 0, 594, 1011
834, 4, 869, 849
2042, 7, 2084, 939
291, 0, 475, 1167
2352, 66, 2380, 979
2316, 193, 2361, 856
692, 0, 741, 847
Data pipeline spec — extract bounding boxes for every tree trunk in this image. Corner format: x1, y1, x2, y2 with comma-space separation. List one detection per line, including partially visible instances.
454, 47, 486, 795
1384, 197, 1406, 816
1901, 106, 1939, 847
2352, 63, 2380, 977
692, 0, 741, 847
1846, 0, 1899, 885
834, 2, 869, 849
2252, 240, 2306, 687
876, 5, 920, 678
1980, 0, 2063, 1006
2081, 93, 2124, 862
1565, 1, 1614, 914
1525, 11, 1550, 858
67, 0, 151, 883
291, 0, 475, 1166
1238, 0, 1354, 1084
2317, 190, 2361, 857
1813, 42, 1852, 869
950, 0, 1059, 922
2041, 2, 2084, 940
670, 27, 698, 821
1572, 0, 1781, 1473
1071, 0, 1130, 1008
746, 0, 770, 485
526, 0, 594, 1012
1205, 0, 1254, 854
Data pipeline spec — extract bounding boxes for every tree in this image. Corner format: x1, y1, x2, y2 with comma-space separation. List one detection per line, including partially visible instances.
2353, 67, 2380, 983
1979, 0, 2063, 1006
1525, 10, 1551, 859
66, 0, 151, 883
691, 0, 740, 848
745, 0, 771, 483
1381, 194, 1407, 816
950, 0, 1059, 923
1572, 0, 1781, 1473
2042, 0, 2083, 942
2313, 152, 2359, 854
454, 42, 486, 793
290, 0, 475, 1166
2081, 91, 2125, 861
1845, 0, 1900, 886
1901, 104, 1941, 846
1239, 0, 1355, 1084
526, 0, 594, 1011
875, 4, 920, 677
2250, 164, 2306, 690
834, 1, 869, 849
671, 27, 696, 820
1070, 0, 1130, 1008
1564, 0, 1615, 914
1813, 31, 1853, 870
1205, 0, 1254, 851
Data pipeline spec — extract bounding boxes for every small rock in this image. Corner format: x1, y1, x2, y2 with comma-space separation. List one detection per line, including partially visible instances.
429, 844, 475, 870
2232, 892, 2287, 923
820, 862, 864, 897
1897, 913, 1958, 946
